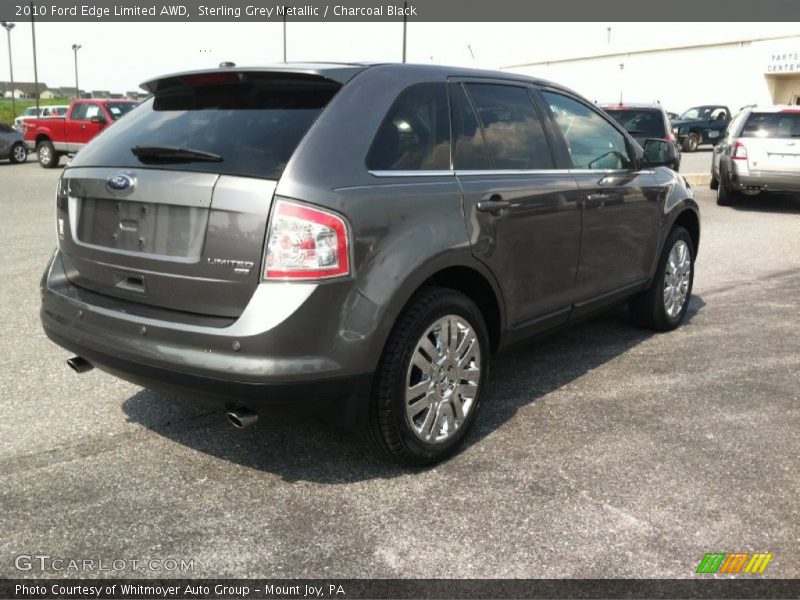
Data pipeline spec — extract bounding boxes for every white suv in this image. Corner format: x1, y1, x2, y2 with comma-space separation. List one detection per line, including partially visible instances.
712, 105, 800, 205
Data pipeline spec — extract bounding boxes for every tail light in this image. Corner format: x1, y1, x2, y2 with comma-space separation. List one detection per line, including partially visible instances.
665, 133, 676, 142
264, 199, 350, 280
731, 140, 748, 160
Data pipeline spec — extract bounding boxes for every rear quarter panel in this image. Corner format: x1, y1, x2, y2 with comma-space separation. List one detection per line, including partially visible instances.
276, 66, 503, 371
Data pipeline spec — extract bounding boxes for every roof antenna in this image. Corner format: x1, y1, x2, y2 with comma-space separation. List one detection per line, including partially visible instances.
219, 61, 236, 68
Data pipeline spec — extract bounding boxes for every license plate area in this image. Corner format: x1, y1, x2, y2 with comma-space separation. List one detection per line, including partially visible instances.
75, 197, 208, 258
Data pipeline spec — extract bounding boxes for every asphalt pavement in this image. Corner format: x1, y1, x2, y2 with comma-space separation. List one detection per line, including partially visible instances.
1, 159, 798, 579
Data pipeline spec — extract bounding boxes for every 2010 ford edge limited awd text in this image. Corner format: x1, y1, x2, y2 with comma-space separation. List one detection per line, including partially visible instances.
40, 63, 700, 465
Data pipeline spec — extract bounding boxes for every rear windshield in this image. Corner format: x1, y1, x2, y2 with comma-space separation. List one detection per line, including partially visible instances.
741, 112, 800, 138
71, 75, 340, 179
105, 102, 137, 120
603, 109, 666, 137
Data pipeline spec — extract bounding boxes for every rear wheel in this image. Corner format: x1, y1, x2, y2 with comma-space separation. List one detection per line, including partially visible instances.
9, 142, 27, 164
366, 287, 489, 466
37, 140, 59, 168
629, 226, 695, 332
716, 165, 738, 206
682, 133, 700, 152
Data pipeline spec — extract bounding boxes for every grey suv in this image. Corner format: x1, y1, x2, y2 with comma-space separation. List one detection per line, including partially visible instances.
40, 63, 700, 465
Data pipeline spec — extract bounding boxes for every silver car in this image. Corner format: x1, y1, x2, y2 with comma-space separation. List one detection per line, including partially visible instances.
712, 105, 800, 205
0, 123, 28, 163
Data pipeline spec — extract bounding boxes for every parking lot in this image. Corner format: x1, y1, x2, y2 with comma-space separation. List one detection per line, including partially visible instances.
1, 158, 798, 579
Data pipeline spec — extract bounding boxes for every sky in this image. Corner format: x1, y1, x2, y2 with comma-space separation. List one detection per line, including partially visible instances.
1, 21, 799, 93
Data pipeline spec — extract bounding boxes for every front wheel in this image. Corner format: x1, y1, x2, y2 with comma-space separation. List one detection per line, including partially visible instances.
366, 287, 489, 466
629, 227, 695, 331
9, 142, 27, 164
682, 133, 700, 152
37, 140, 59, 168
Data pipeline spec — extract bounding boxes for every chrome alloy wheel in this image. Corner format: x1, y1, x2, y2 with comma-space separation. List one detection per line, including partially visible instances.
663, 240, 691, 318
405, 315, 482, 444
38, 145, 51, 165
12, 144, 27, 162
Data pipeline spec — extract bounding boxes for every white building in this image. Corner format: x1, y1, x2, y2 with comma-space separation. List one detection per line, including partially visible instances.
504, 34, 800, 115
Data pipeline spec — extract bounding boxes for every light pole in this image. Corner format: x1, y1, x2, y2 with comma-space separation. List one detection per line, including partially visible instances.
0, 22, 15, 120
401, 0, 407, 63
71, 44, 81, 99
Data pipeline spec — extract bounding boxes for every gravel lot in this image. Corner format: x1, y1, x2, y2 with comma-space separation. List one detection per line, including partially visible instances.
1, 159, 798, 579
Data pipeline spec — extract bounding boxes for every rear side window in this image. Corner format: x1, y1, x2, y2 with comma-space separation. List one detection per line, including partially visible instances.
542, 91, 632, 170
71, 74, 341, 179
741, 112, 800, 138
450, 83, 491, 170
366, 83, 450, 171
464, 83, 553, 169
604, 109, 666, 138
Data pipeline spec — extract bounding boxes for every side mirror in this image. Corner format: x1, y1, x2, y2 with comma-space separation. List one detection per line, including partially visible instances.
641, 138, 678, 169
90, 116, 107, 125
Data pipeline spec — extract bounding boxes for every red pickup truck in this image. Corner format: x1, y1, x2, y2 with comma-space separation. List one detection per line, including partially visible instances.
24, 99, 138, 168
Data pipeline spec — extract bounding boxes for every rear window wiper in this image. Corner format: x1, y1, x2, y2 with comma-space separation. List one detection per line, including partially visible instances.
131, 145, 223, 163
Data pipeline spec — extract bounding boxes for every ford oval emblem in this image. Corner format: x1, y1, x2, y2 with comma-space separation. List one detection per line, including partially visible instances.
106, 173, 135, 194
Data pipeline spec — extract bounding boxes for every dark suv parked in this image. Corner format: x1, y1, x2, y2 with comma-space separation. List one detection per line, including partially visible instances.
600, 103, 681, 171
40, 63, 699, 465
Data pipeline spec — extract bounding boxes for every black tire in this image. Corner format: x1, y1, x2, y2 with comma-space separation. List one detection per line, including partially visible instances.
37, 140, 59, 168
8, 142, 27, 164
366, 286, 490, 466
681, 133, 700, 152
629, 226, 695, 332
716, 164, 737, 206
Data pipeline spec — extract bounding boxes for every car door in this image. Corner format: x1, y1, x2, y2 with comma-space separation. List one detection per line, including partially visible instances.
66, 102, 106, 152
453, 80, 582, 335
538, 90, 661, 315
0, 124, 14, 157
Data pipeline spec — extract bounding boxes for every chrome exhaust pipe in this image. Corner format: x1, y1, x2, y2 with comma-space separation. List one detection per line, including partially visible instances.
66, 356, 93, 374
227, 409, 258, 429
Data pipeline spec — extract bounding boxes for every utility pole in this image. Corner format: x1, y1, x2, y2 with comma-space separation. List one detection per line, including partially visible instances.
282, 7, 287, 63
72, 44, 81, 99
0, 22, 15, 119
402, 0, 407, 63
30, 2, 39, 112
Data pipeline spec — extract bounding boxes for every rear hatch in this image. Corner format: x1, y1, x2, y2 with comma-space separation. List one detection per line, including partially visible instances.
57, 70, 344, 318
603, 107, 667, 146
739, 109, 800, 173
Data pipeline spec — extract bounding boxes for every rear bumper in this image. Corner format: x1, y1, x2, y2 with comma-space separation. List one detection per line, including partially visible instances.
40, 250, 378, 427
731, 168, 800, 193
44, 326, 372, 427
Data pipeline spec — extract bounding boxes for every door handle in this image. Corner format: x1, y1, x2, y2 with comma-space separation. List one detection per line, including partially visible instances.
585, 193, 608, 209
477, 196, 511, 215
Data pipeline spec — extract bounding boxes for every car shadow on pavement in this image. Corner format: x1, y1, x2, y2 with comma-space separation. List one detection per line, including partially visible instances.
728, 194, 800, 214
122, 296, 706, 483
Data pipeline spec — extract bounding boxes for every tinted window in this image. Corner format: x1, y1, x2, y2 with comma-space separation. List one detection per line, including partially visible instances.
604, 109, 666, 138
0, 123, 13, 133
542, 91, 632, 170
465, 83, 553, 169
680, 107, 712, 120
70, 104, 88, 120
70, 76, 340, 179
450, 83, 491, 170
366, 83, 450, 170
741, 111, 800, 138
105, 102, 136, 120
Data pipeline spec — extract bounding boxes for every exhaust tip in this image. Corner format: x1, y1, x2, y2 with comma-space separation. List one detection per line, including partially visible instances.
227, 409, 258, 429
66, 356, 93, 374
